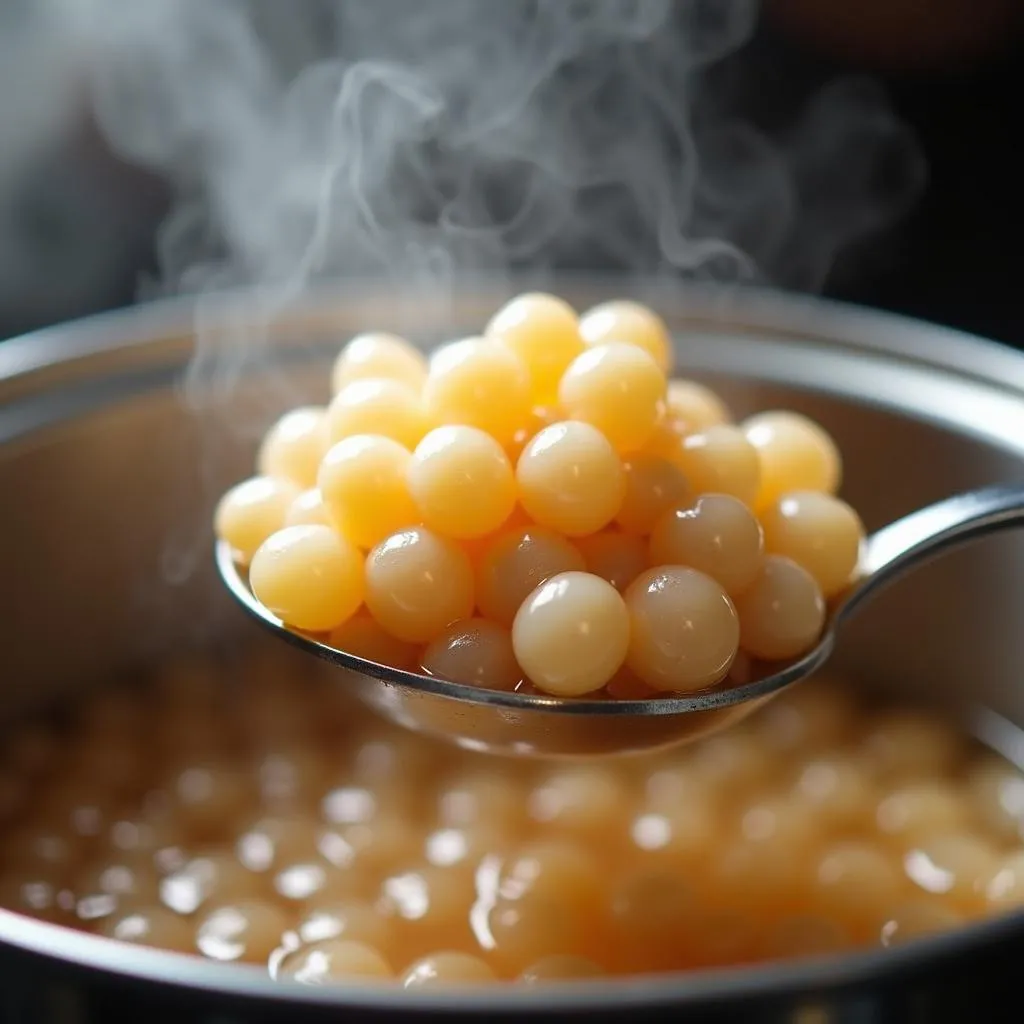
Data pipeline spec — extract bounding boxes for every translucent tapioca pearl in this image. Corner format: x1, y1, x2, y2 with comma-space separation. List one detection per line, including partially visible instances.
280, 939, 394, 984
603, 667, 660, 700
249, 525, 364, 634
902, 834, 997, 908
423, 337, 532, 447
408, 426, 517, 540
327, 378, 432, 451
735, 794, 821, 859
195, 899, 293, 964
614, 455, 690, 536
436, 770, 530, 834
495, 840, 604, 912
317, 434, 418, 550
273, 860, 337, 904
378, 865, 477, 963
761, 915, 851, 960
792, 756, 879, 834
103, 816, 183, 876
982, 850, 1024, 912
516, 421, 626, 537
0, 868, 73, 924
402, 951, 498, 988
330, 817, 423, 882
607, 871, 700, 972
331, 332, 428, 394
811, 842, 907, 934
160, 850, 265, 916
512, 572, 630, 697
710, 839, 811, 919
627, 801, 720, 869
423, 825, 508, 873
875, 783, 974, 848
364, 527, 475, 644
858, 710, 965, 783
475, 525, 585, 628
285, 487, 333, 529
879, 902, 965, 947
214, 476, 300, 564
573, 530, 647, 593
421, 619, 522, 692
624, 567, 740, 693
157, 762, 255, 842
527, 766, 632, 840
518, 955, 604, 983
326, 614, 421, 672
733, 555, 826, 661
752, 677, 858, 756
686, 728, 781, 803
296, 898, 392, 949
667, 426, 760, 508
506, 407, 559, 464
257, 407, 330, 490
558, 343, 666, 453
665, 379, 731, 430
99, 905, 197, 953
74, 858, 160, 922
965, 757, 1024, 843
345, 726, 450, 792
486, 292, 584, 404
578, 300, 673, 375
648, 494, 764, 597
761, 491, 865, 598
482, 897, 589, 975
251, 746, 331, 812
742, 411, 842, 509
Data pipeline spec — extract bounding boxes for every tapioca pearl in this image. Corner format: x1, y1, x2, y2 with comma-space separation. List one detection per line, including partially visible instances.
250, 746, 330, 813
614, 455, 690, 536
665, 379, 731, 429
475, 525, 586, 628
160, 850, 264, 917
235, 814, 325, 875
327, 614, 422, 673
195, 899, 294, 964
331, 331, 428, 394
0, 867, 73, 924
686, 727, 780, 804
483, 897, 589, 975
666, 425, 760, 507
74, 858, 160, 922
495, 840, 604, 913
285, 487, 334, 528
257, 407, 330, 490
35, 776, 120, 846
648, 493, 764, 597
982, 850, 1024, 912
711, 836, 811, 917
603, 667, 661, 700
436, 770, 530, 834
333, 817, 423, 882
878, 902, 965, 947
902, 834, 998, 908
742, 411, 841, 509
578, 300, 673, 375
402, 951, 498, 988
280, 938, 394, 984
859, 710, 966, 783
158, 762, 255, 843
792, 756, 879, 834
875, 783, 974, 848
486, 292, 584, 405
423, 824, 508, 873
421, 619, 522, 692
296, 898, 392, 949
518, 955, 604, 983
735, 794, 821, 860
573, 530, 647, 593
327, 378, 432, 451
527, 766, 632, 840
965, 756, 1024, 844
686, 908, 760, 970
99, 905, 197, 953
558, 343, 666, 453
506, 408, 559, 465
214, 476, 300, 565
812, 842, 907, 936
752, 676, 859, 756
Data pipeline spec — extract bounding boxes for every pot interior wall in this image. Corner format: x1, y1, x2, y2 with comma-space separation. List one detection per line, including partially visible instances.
1, 353, 1023, 734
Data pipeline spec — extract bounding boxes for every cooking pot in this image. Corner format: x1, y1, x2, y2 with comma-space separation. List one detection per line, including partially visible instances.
2, 278, 1024, 1021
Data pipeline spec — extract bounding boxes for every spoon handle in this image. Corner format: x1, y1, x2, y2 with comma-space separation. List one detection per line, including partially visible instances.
843, 484, 1024, 618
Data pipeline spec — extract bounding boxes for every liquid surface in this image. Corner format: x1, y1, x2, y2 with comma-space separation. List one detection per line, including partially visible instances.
1, 646, 1021, 989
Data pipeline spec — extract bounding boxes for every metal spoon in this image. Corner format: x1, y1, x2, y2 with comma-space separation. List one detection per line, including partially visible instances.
216, 483, 1024, 758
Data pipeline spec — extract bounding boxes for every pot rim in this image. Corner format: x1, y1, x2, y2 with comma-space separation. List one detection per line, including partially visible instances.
2, 278, 1024, 1010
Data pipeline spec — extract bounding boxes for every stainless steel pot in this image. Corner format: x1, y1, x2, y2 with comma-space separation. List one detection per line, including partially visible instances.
2, 278, 1024, 1021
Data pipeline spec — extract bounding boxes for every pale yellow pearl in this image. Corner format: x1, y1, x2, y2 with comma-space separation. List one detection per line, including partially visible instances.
615, 455, 691, 536
512, 571, 630, 696
742, 411, 841, 508
648, 493, 764, 597
331, 332, 427, 393
256, 407, 330, 489
667, 426, 760, 507
624, 567, 740, 692
284, 488, 334, 528
579, 299, 673, 374
516, 421, 626, 536
249, 525, 364, 633
486, 292, 584, 404
423, 337, 532, 447
558, 343, 666, 453
214, 476, 300, 564
761, 491, 864, 598
665, 379, 731, 430
401, 952, 497, 988
327, 378, 431, 450
327, 614, 421, 671
364, 527, 475, 643
280, 938, 394, 983
733, 555, 826, 660
408, 426, 516, 540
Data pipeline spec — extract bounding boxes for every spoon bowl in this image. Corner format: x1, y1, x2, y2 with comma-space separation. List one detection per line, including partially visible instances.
216, 483, 1024, 757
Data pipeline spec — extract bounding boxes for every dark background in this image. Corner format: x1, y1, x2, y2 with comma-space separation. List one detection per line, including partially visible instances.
0, 3, 1020, 349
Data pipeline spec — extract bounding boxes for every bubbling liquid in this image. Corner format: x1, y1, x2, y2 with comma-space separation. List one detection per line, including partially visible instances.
215, 293, 871, 704
1, 650, 1021, 990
